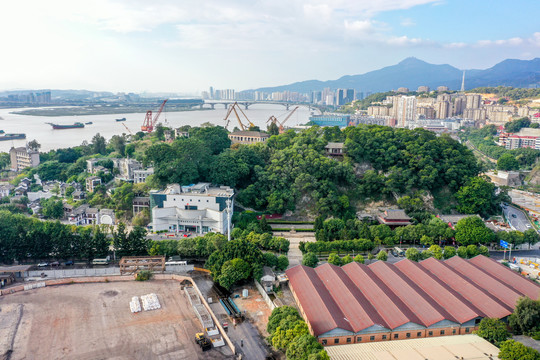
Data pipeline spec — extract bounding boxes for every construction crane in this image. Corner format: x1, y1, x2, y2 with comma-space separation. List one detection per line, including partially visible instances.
121, 122, 133, 135
278, 106, 299, 133
224, 102, 255, 131
141, 99, 168, 132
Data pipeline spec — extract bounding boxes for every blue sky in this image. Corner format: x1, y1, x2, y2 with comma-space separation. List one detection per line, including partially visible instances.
0, 0, 538, 94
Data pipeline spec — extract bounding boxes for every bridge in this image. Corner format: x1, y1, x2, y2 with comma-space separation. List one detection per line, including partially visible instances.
200, 100, 320, 112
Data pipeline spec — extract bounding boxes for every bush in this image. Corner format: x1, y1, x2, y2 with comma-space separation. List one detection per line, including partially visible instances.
302, 252, 319, 268
475, 318, 509, 346
498, 339, 540, 360
135, 270, 153, 281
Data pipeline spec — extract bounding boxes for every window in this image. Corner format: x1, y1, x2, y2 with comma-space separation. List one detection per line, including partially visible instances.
347, 338, 351, 343
440, 330, 445, 335
465, 328, 470, 333
198, 199, 200, 202
428, 331, 433, 336
452, 329, 456, 334
417, 332, 422, 337
394, 334, 399, 339
357, 337, 362, 342
334, 339, 339, 344
406, 333, 411, 338
382, 335, 387, 340
322, 340, 327, 345
370, 336, 375, 341
475, 318, 481, 325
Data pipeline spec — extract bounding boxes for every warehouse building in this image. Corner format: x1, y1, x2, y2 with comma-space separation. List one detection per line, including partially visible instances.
286, 255, 540, 347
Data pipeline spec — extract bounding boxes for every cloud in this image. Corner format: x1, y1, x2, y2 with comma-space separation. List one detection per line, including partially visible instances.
400, 18, 416, 27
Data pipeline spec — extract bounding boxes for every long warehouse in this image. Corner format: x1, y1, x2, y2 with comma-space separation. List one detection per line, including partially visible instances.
286, 255, 540, 346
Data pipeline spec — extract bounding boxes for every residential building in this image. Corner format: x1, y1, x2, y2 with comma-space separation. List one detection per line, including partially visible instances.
9, 146, 40, 171
417, 86, 430, 93
86, 176, 102, 192
437, 86, 449, 92
149, 183, 234, 234
0, 184, 13, 198
286, 255, 540, 347
396, 96, 417, 127
228, 131, 269, 145
67, 203, 115, 225
498, 128, 540, 150
133, 196, 150, 215
466, 94, 481, 109
113, 158, 142, 180
133, 168, 154, 183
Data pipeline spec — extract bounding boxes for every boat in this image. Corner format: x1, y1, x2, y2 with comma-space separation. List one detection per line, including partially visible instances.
115, 117, 126, 122
85, 121, 93, 125
46, 122, 85, 129
0, 130, 26, 141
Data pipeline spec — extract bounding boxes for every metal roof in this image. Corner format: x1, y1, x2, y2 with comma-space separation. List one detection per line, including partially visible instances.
325, 334, 500, 360
444, 256, 523, 309
420, 258, 512, 318
468, 255, 540, 300
286, 255, 540, 337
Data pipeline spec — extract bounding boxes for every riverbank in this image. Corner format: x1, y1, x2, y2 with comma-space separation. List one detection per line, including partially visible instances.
11, 104, 209, 117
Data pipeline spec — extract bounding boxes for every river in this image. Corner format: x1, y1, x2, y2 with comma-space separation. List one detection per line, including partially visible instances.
0, 104, 312, 152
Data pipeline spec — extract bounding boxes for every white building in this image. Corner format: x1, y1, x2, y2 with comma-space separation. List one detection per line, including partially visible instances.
133, 168, 154, 183
150, 183, 234, 235
396, 96, 417, 127
9, 146, 40, 171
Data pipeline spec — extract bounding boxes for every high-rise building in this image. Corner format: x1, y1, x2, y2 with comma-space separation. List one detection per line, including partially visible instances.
417, 86, 430, 93
396, 96, 417, 127
209, 86, 214, 99
437, 86, 449, 92
344, 89, 355, 104
466, 94, 481, 109
10, 146, 40, 171
436, 101, 450, 119
336, 89, 345, 105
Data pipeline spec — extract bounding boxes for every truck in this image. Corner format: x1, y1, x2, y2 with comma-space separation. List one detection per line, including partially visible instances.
195, 333, 212, 351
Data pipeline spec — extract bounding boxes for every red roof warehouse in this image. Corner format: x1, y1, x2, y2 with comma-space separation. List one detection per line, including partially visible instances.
286, 255, 540, 347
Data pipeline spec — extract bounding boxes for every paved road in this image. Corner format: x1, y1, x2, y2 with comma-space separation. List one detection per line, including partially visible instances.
502, 204, 534, 232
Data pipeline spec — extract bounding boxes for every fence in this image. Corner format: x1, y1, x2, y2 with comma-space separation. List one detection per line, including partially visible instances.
28, 267, 120, 278
254, 279, 276, 311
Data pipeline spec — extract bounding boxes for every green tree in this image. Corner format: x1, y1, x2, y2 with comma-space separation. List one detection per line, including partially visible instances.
41, 198, 64, 219
406, 247, 421, 261
302, 252, 319, 268
456, 177, 499, 217
478, 245, 489, 257
455, 216, 493, 246
327, 252, 342, 266
509, 297, 540, 335
428, 245, 443, 259
466, 244, 479, 258
109, 135, 126, 156
91, 133, 107, 155
376, 250, 388, 261
276, 255, 289, 271
267, 122, 279, 136
524, 228, 540, 249
443, 246, 456, 259
498, 153, 520, 171
259, 215, 272, 233
353, 254, 365, 263
475, 318, 509, 346
420, 235, 434, 247
28, 139, 41, 151
342, 254, 353, 265
217, 258, 251, 290
457, 246, 468, 258
498, 339, 540, 360
267, 306, 302, 335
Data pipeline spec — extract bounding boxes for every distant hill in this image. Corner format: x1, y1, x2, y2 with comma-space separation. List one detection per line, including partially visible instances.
251, 57, 540, 94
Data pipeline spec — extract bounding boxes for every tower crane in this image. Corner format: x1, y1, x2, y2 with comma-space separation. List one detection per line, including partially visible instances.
224, 102, 255, 131
141, 99, 168, 132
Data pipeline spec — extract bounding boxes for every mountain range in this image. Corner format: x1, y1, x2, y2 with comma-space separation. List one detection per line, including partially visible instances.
251, 57, 540, 94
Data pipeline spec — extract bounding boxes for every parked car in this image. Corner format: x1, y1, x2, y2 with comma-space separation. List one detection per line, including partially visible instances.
512, 214, 517, 218
64, 260, 74, 266
37, 262, 49, 267
51, 261, 60, 267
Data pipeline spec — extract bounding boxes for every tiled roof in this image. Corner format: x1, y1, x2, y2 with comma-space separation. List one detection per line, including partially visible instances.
286, 255, 540, 337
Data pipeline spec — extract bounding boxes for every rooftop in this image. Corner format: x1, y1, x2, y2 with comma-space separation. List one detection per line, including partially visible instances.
325, 334, 500, 360
286, 255, 540, 337
228, 131, 270, 137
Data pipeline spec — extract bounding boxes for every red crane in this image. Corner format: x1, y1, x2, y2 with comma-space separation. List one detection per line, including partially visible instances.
141, 99, 168, 132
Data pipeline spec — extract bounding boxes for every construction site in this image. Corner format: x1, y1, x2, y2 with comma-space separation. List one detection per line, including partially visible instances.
0, 279, 234, 360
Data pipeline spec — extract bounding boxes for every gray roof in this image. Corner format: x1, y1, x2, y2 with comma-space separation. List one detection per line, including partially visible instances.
325, 142, 345, 149
383, 209, 411, 220
229, 131, 270, 138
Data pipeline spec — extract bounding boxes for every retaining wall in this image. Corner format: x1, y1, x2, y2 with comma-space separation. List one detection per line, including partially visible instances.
254, 279, 276, 311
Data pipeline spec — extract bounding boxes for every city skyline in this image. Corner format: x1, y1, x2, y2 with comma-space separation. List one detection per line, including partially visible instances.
1, 0, 539, 94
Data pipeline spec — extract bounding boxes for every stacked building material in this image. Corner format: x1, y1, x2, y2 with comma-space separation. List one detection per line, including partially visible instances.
141, 293, 161, 311
130, 296, 141, 313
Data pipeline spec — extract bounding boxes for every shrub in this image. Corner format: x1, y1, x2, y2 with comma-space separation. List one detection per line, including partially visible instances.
135, 270, 153, 281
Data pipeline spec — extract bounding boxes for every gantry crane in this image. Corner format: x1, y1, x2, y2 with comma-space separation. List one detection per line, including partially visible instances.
224, 102, 255, 131
141, 99, 168, 132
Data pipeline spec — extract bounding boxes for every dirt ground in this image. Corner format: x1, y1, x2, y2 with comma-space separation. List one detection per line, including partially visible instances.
0, 280, 233, 360
231, 285, 273, 339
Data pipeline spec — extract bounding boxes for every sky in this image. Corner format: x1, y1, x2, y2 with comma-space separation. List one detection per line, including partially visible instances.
1, 0, 539, 94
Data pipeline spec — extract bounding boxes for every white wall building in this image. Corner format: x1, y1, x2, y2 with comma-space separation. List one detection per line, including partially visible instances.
149, 183, 234, 235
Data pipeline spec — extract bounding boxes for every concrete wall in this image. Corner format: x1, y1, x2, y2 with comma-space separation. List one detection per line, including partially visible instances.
254, 279, 276, 311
